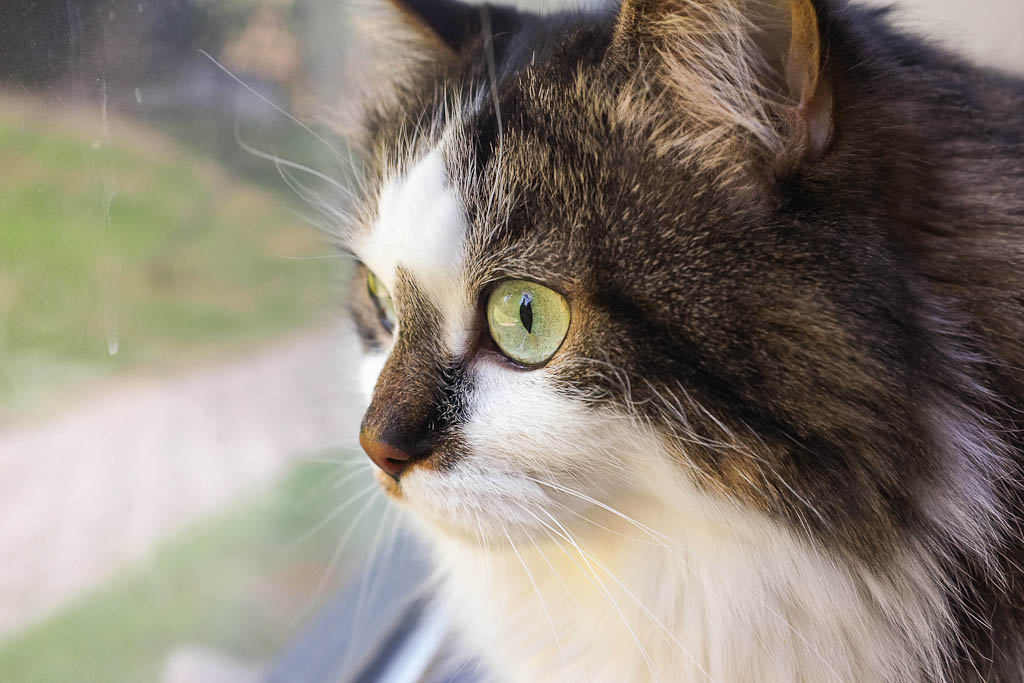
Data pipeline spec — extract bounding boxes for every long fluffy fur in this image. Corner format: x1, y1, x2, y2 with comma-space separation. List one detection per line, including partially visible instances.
344, 0, 1024, 680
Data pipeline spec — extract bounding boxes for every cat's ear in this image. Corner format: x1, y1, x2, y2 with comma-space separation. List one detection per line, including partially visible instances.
328, 0, 520, 143
386, 0, 489, 56
611, 0, 833, 178
325, 0, 484, 144
373, 0, 521, 66
352, 0, 482, 70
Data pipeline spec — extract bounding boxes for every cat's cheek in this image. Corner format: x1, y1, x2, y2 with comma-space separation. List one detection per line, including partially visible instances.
358, 352, 388, 404
461, 364, 586, 471
393, 359, 674, 541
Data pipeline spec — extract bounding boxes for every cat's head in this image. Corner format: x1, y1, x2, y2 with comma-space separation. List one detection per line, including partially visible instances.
343, 0, 1004, 565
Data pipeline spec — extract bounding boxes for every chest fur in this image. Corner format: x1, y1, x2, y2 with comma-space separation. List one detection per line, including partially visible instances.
428, 503, 943, 683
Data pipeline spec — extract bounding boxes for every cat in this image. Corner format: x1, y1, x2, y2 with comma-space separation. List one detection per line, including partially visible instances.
339, 0, 1024, 680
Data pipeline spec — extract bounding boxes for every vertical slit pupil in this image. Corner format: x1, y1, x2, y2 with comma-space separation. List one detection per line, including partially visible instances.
519, 293, 534, 334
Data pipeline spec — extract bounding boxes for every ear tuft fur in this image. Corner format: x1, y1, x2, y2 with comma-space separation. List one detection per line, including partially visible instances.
387, 0, 486, 56
784, 0, 833, 162
611, 0, 833, 183
322, 0, 476, 147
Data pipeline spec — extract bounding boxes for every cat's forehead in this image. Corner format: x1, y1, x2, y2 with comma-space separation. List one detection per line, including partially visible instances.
358, 147, 466, 291
352, 35, 631, 294
349, 53, 687, 354
354, 138, 479, 353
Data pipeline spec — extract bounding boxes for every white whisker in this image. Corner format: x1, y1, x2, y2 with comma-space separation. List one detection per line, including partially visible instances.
503, 527, 567, 671
200, 49, 347, 161
281, 482, 377, 554
288, 485, 382, 629
232, 121, 356, 201
523, 475, 676, 550
300, 464, 370, 504
342, 505, 401, 671
516, 502, 663, 682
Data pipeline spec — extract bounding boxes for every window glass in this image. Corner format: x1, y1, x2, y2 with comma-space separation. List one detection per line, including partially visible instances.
1, 2, 373, 681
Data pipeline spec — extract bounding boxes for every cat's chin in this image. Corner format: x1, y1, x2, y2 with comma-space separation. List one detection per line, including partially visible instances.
406, 512, 507, 549
390, 466, 582, 547
412, 515, 553, 551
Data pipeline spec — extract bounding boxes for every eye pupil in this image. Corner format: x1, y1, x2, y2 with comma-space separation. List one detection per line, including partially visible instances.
519, 293, 533, 334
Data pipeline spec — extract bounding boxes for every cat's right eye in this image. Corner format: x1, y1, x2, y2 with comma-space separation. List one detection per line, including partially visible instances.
486, 280, 570, 367
366, 271, 397, 334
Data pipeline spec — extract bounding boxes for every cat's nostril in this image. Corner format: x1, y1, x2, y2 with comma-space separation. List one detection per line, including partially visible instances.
359, 430, 414, 480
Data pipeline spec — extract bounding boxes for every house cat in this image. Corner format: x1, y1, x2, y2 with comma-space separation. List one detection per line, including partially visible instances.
341, 0, 1024, 680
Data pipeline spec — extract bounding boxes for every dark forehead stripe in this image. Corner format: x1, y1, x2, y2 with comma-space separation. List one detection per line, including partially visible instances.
465, 10, 606, 170
458, 28, 627, 274
393, 267, 446, 349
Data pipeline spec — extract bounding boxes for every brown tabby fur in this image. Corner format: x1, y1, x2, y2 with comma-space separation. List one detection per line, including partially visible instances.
343, 0, 1024, 678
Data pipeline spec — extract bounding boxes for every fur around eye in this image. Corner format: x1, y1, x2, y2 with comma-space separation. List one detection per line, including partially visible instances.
486, 280, 569, 366
366, 270, 397, 334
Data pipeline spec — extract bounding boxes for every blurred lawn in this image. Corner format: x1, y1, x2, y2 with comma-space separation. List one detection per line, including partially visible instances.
0, 458, 382, 683
0, 96, 345, 421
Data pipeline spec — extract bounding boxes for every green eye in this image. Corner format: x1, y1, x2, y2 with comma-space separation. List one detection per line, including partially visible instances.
486, 280, 570, 366
367, 270, 397, 333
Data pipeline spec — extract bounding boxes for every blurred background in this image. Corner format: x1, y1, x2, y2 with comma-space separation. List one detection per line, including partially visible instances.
0, 1, 1020, 682
0, 2, 377, 681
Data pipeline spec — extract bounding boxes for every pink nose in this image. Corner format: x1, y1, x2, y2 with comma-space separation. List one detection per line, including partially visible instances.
360, 430, 414, 480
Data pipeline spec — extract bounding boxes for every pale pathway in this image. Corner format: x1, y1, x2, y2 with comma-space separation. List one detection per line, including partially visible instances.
0, 328, 362, 639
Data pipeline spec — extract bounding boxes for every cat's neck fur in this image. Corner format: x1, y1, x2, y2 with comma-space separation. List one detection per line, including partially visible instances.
426, 452, 952, 683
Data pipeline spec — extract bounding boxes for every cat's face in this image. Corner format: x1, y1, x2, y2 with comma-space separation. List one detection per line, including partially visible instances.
344, 0, 1001, 564
348, 135, 668, 542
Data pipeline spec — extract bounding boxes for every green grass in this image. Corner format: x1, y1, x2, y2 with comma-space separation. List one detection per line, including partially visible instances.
0, 459, 383, 683
0, 99, 348, 420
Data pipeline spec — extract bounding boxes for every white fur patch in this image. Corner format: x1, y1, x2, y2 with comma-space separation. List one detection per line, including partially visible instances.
394, 361, 947, 683
427, 495, 934, 683
357, 148, 473, 354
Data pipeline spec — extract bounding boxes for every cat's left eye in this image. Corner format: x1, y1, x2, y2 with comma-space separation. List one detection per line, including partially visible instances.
367, 271, 397, 334
487, 280, 570, 367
